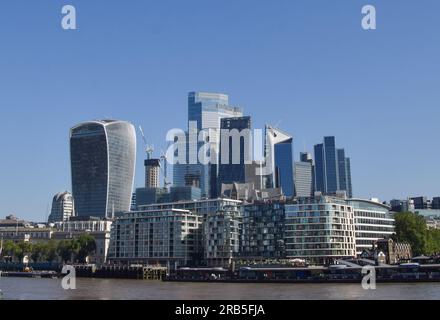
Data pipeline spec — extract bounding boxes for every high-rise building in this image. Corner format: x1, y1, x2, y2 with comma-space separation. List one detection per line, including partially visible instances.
48, 191, 75, 223
411, 196, 430, 210
70, 120, 136, 219
294, 161, 313, 197
144, 159, 161, 188
173, 92, 243, 199
432, 197, 440, 210
337, 149, 353, 198
265, 126, 294, 197
217, 116, 252, 196
314, 137, 352, 197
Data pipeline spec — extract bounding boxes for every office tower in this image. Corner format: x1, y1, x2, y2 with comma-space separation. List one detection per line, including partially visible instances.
314, 136, 352, 197
294, 161, 313, 197
432, 197, 440, 210
48, 191, 75, 223
411, 196, 429, 210
337, 149, 353, 198
300, 152, 312, 163
144, 159, 161, 188
217, 116, 252, 196
173, 92, 243, 199
265, 126, 294, 197
70, 120, 136, 219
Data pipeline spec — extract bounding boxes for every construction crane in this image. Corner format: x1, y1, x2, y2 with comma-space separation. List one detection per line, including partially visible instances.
138, 126, 154, 159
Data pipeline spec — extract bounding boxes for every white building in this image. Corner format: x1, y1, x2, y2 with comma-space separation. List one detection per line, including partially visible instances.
285, 195, 357, 264
53, 219, 113, 264
48, 191, 75, 223
347, 198, 395, 255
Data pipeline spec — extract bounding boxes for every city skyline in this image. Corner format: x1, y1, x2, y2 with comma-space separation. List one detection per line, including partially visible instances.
1, 1, 440, 220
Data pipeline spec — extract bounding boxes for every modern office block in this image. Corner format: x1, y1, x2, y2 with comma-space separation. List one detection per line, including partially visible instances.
265, 126, 294, 197
347, 199, 395, 255
70, 120, 136, 218
432, 197, 440, 210
217, 116, 252, 196
294, 161, 313, 198
314, 137, 352, 197
173, 92, 243, 199
48, 191, 75, 223
169, 186, 202, 202
135, 187, 170, 207
411, 196, 430, 210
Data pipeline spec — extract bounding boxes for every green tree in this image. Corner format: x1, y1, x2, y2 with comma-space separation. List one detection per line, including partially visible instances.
30, 242, 50, 263
45, 240, 58, 263
15, 241, 32, 263
75, 234, 96, 263
1, 240, 17, 262
394, 212, 430, 256
57, 240, 75, 263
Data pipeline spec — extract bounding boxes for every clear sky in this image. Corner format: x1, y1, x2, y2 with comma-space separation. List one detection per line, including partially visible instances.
0, 0, 439, 221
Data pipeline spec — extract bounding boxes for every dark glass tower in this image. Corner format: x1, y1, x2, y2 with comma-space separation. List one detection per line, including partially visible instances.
265, 126, 294, 197
70, 120, 136, 218
217, 116, 252, 196
314, 136, 352, 197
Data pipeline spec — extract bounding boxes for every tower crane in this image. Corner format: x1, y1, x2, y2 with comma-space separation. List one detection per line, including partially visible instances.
138, 126, 154, 159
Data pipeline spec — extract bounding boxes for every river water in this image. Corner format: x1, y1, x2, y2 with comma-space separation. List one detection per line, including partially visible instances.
0, 277, 439, 300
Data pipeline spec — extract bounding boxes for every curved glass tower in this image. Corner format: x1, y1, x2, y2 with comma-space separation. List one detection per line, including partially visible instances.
70, 120, 136, 218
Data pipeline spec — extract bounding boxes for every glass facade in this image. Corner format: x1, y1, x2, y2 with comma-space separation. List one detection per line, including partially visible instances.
70, 120, 136, 218
173, 92, 243, 199
294, 161, 313, 198
323, 136, 338, 193
265, 126, 294, 197
314, 137, 352, 197
217, 116, 252, 196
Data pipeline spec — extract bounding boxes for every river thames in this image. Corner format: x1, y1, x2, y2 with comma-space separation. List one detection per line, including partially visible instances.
0, 277, 439, 300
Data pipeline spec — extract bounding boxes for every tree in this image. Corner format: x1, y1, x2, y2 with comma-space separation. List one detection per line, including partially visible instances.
15, 241, 32, 263
1, 240, 17, 262
45, 240, 58, 263
57, 240, 75, 263
393, 212, 440, 256
75, 234, 97, 263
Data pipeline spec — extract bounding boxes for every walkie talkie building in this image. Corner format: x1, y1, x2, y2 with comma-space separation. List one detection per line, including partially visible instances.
70, 120, 136, 219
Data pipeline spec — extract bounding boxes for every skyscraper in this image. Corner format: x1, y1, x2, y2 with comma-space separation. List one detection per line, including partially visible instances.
294, 161, 313, 198
48, 191, 75, 223
265, 126, 294, 197
70, 120, 136, 219
173, 92, 243, 198
144, 158, 161, 188
314, 136, 352, 197
217, 116, 252, 196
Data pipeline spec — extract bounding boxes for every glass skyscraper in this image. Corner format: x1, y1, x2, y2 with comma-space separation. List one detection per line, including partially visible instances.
314, 136, 352, 197
173, 92, 243, 198
217, 116, 252, 196
70, 120, 136, 218
265, 126, 294, 197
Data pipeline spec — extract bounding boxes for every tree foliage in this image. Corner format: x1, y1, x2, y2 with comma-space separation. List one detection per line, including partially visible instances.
394, 212, 440, 256
1, 235, 97, 264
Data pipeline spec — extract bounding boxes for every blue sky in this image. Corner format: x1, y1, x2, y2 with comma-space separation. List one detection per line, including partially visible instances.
0, 0, 439, 221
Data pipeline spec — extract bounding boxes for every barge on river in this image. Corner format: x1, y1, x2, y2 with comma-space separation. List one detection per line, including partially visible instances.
164, 264, 440, 283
